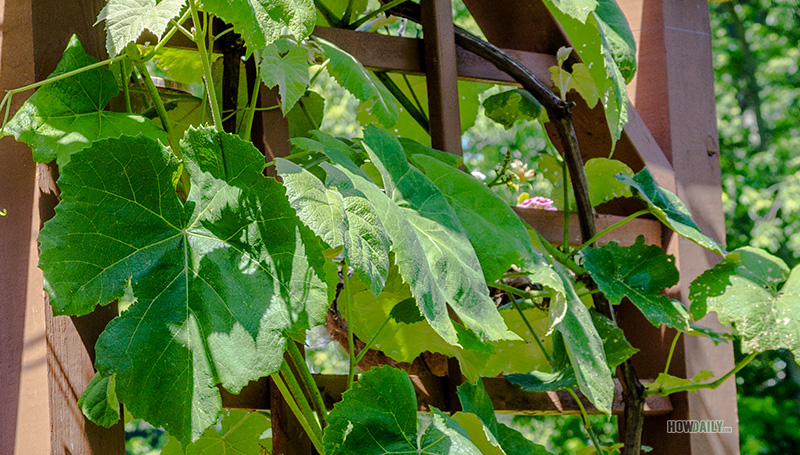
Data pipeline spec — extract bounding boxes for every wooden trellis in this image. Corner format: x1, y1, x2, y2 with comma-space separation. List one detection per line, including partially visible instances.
0, 0, 739, 454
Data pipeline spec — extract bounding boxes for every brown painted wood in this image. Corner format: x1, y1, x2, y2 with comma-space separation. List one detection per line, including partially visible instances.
514, 209, 662, 247
462, 0, 568, 55
617, 1, 739, 454
420, 0, 463, 155
252, 86, 291, 177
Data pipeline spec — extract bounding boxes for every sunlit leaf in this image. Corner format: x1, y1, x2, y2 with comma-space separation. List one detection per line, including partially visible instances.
97, 0, 186, 57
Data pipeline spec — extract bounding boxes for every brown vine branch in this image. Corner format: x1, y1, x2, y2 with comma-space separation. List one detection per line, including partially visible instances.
378, 2, 645, 453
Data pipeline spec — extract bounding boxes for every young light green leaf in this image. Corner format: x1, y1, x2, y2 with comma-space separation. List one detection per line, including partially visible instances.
482, 89, 543, 130
97, 0, 186, 57
549, 62, 600, 108
316, 37, 399, 127
160, 410, 272, 455
583, 236, 690, 330
552, 265, 614, 414
258, 42, 310, 112
449, 413, 506, 455
411, 153, 554, 283
277, 158, 390, 296
201, 0, 316, 58
349, 263, 550, 381
645, 370, 715, 395
699, 249, 800, 357
689, 247, 787, 320
40, 128, 333, 444
323, 366, 482, 454
619, 169, 727, 255
287, 91, 326, 138
584, 157, 633, 205
78, 373, 120, 428
457, 380, 552, 455
359, 125, 515, 343
2, 35, 168, 165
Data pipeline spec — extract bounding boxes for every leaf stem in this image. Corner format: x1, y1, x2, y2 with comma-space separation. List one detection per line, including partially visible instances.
342, 262, 357, 389
286, 342, 328, 427
646, 351, 758, 397
349, 0, 411, 30
189, 0, 224, 131
507, 291, 552, 364
489, 281, 550, 301
663, 331, 681, 375
314, 0, 341, 27
239, 65, 262, 142
128, 48, 179, 155
342, 0, 357, 26
280, 361, 323, 439
577, 209, 650, 251
373, 71, 430, 133
119, 63, 132, 113
568, 389, 607, 454
354, 313, 392, 366
562, 158, 571, 254
534, 232, 585, 276
270, 373, 325, 453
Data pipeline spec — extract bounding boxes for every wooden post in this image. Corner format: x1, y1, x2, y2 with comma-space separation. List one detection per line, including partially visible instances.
618, 0, 740, 453
420, 0, 462, 155
1, 1, 125, 453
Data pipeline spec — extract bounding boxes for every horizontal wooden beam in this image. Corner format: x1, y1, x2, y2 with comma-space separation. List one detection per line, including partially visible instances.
514, 208, 662, 247
220, 374, 672, 416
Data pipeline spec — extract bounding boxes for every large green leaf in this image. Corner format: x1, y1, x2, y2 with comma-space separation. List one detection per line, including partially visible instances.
583, 236, 690, 330
698, 248, 800, 357
277, 158, 390, 296
258, 42, 310, 112
41, 128, 333, 443
201, 0, 316, 58
349, 264, 550, 381
161, 410, 272, 455
316, 37, 399, 127
323, 366, 482, 454
411, 154, 554, 283
594, 0, 637, 83
619, 169, 727, 255
546, 0, 598, 23
287, 91, 326, 138
356, 125, 515, 343
97, 0, 186, 57
2, 35, 167, 165
482, 89, 543, 130
689, 247, 787, 320
457, 380, 552, 455
77, 373, 120, 428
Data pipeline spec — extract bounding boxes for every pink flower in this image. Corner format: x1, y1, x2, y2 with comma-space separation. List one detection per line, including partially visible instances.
519, 196, 557, 211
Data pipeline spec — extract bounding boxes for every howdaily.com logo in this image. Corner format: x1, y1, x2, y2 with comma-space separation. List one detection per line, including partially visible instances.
667, 420, 733, 433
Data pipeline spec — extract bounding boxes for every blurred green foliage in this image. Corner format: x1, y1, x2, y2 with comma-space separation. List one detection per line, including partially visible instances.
711, 1, 800, 454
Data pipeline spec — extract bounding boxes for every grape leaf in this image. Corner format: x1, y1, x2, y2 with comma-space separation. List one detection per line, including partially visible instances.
506, 368, 578, 392
277, 158, 390, 296
457, 380, 552, 455
482, 89, 543, 130
583, 236, 690, 330
357, 125, 515, 343
619, 169, 727, 255
316, 37, 399, 127
689, 247, 787, 320
96, 0, 186, 57
400, 137, 461, 168
42, 128, 333, 443
349, 264, 550, 381
77, 373, 120, 428
550, 61, 600, 108
201, 0, 316, 58
323, 366, 482, 454
160, 410, 272, 455
536, 156, 632, 211
449, 413, 505, 455
697, 248, 800, 357
258, 42, 310, 112
591, 311, 638, 368
2, 35, 168, 165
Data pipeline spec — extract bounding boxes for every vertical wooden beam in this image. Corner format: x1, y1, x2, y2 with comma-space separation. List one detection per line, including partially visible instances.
420, 0, 462, 155
2, 1, 125, 453
252, 87, 291, 177
619, 1, 739, 454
